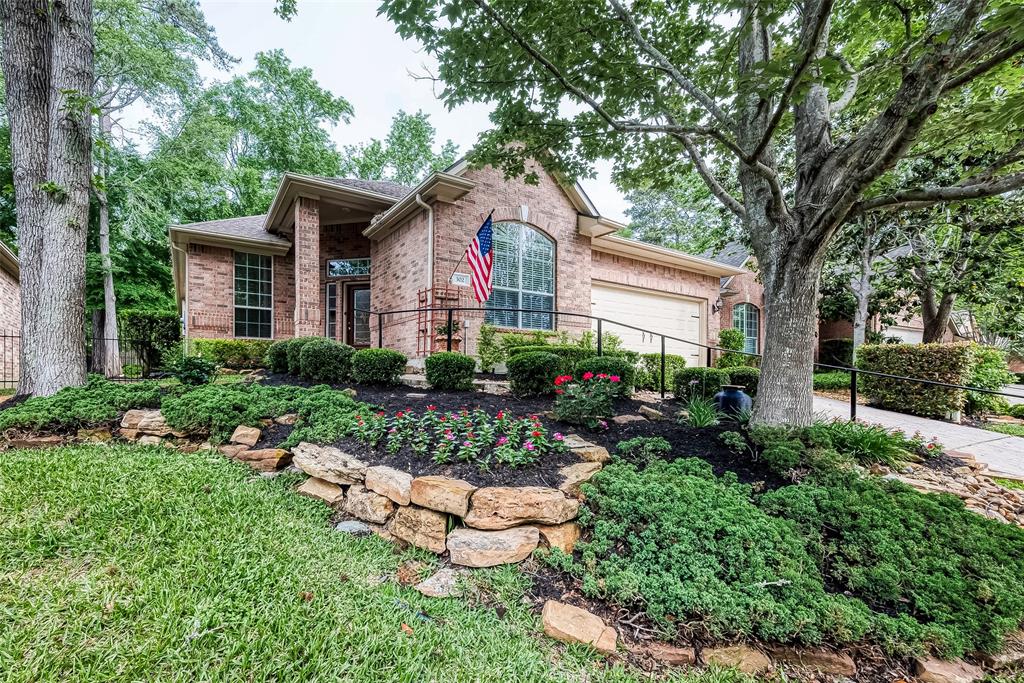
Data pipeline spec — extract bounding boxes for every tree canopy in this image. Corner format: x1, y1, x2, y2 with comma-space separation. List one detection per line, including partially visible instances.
341, 109, 459, 185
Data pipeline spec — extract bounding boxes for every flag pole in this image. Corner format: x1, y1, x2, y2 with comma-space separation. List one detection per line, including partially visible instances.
447, 209, 494, 285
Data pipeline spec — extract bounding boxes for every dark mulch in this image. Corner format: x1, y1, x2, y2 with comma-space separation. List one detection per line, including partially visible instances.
920, 451, 972, 473
259, 373, 781, 488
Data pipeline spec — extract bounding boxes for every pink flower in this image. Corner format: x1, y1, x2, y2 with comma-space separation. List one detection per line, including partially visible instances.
497, 436, 509, 445
599, 420, 608, 429
554, 433, 564, 441
597, 373, 607, 379
582, 371, 594, 380
463, 440, 472, 447
610, 375, 621, 383
524, 440, 536, 451
555, 389, 564, 395
531, 430, 541, 437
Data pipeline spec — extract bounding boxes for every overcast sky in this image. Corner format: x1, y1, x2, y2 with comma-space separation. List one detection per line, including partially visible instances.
195, 0, 631, 222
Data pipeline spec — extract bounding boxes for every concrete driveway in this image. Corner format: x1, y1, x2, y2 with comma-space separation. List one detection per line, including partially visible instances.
813, 395, 1024, 478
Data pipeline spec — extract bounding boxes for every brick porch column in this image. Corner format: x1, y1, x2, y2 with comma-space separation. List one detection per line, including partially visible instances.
294, 196, 321, 337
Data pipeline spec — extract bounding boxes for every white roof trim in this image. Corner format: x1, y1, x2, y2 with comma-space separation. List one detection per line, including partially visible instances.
0, 241, 17, 280
592, 235, 747, 277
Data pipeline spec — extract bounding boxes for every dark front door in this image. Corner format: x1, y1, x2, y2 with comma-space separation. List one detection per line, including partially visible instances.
346, 284, 371, 348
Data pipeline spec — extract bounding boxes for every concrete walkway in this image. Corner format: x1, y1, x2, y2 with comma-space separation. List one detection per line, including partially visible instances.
813, 395, 1024, 478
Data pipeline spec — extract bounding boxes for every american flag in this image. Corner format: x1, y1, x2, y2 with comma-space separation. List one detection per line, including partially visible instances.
466, 214, 494, 302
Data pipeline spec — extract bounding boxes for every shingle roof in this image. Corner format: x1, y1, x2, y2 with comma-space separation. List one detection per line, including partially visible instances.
311, 177, 413, 199
701, 241, 750, 268
171, 214, 290, 246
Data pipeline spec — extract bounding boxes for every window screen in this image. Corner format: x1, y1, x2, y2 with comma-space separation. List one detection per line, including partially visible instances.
485, 223, 555, 330
234, 252, 272, 338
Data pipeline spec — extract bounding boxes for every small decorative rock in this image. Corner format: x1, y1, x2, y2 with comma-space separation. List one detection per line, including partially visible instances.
632, 642, 696, 667
344, 485, 396, 524
768, 646, 856, 676
235, 448, 292, 472
703, 645, 771, 675
414, 567, 461, 598
291, 442, 367, 485
611, 414, 647, 425
638, 405, 666, 421
541, 600, 617, 655
230, 425, 262, 447
410, 476, 477, 517
121, 409, 173, 436
914, 657, 983, 683
77, 427, 112, 442
297, 477, 345, 505
8, 435, 64, 449
558, 461, 603, 498
334, 520, 373, 536
563, 434, 611, 463
219, 444, 250, 459
535, 522, 581, 554
341, 388, 357, 398
274, 413, 298, 426
464, 487, 580, 530
365, 466, 414, 505
138, 435, 164, 446
447, 526, 539, 567
388, 505, 448, 553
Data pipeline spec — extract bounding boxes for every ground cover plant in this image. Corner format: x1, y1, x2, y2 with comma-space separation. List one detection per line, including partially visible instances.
813, 371, 852, 392
0, 375, 161, 432
986, 423, 1024, 437
0, 445, 757, 683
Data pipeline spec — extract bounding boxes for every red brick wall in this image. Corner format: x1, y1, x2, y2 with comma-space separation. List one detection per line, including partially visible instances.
0, 265, 19, 334
320, 222, 372, 340
294, 197, 321, 337
720, 270, 765, 351
369, 210, 429, 358
273, 250, 295, 339
185, 243, 234, 339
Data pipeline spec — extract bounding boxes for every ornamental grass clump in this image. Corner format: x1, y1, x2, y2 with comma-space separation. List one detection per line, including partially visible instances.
350, 406, 567, 470
552, 372, 621, 429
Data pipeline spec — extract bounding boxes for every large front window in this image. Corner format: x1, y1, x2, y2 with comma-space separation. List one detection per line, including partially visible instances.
485, 222, 555, 330
234, 252, 272, 338
732, 303, 760, 354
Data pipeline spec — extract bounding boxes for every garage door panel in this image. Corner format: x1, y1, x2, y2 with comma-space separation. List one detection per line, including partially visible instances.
590, 283, 703, 367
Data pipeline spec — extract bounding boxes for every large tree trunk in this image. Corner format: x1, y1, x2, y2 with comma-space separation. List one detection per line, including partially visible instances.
96, 113, 122, 377
1, 0, 93, 397
921, 286, 955, 343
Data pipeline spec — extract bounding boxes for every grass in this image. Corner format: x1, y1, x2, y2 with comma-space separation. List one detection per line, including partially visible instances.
985, 423, 1024, 437
0, 445, 752, 683
993, 477, 1024, 491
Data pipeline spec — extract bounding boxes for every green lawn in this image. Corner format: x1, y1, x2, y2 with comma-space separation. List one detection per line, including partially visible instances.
0, 445, 748, 683
985, 423, 1024, 437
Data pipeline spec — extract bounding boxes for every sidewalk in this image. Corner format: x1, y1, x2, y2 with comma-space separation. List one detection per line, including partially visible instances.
813, 395, 1024, 478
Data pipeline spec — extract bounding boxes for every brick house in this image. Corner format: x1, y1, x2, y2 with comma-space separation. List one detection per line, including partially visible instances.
0, 241, 20, 384
701, 242, 765, 355
169, 159, 746, 368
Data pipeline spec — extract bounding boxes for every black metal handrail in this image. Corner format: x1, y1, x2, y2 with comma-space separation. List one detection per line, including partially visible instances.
359, 305, 1024, 419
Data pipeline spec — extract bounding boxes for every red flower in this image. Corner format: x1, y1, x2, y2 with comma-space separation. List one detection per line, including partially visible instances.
554, 375, 574, 386
555, 389, 564, 394
597, 373, 608, 379
582, 371, 594, 380
497, 410, 505, 419
531, 430, 541, 437
396, 411, 405, 418
426, 405, 436, 411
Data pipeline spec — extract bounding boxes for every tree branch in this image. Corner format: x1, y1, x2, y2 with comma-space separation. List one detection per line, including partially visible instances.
829, 53, 860, 114
678, 134, 747, 219
942, 39, 1024, 94
855, 171, 1024, 213
750, 0, 836, 159
607, 0, 734, 130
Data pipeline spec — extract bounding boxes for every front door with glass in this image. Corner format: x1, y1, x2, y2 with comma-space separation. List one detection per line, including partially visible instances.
346, 285, 371, 348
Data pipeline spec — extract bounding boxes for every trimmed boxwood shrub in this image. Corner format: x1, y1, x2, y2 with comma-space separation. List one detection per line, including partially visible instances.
265, 340, 290, 373
858, 343, 974, 418
727, 366, 760, 396
507, 351, 562, 397
574, 356, 635, 396
507, 344, 596, 374
1010, 404, 1024, 419
635, 353, 687, 391
350, 348, 407, 385
299, 338, 354, 383
426, 352, 477, 391
673, 367, 729, 400
286, 337, 318, 376
191, 338, 273, 369
819, 338, 854, 368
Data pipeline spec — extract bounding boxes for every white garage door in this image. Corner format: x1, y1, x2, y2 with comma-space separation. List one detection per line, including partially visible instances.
590, 282, 704, 367
884, 326, 924, 344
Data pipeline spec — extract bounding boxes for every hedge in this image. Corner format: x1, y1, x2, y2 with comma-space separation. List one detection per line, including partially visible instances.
265, 340, 290, 373
191, 338, 273, 369
507, 345, 596, 373
813, 371, 852, 392
965, 345, 1015, 416
350, 348, 407, 385
857, 343, 974, 418
727, 366, 760, 396
507, 351, 562, 397
286, 337, 318, 375
673, 367, 729, 401
299, 338, 354, 383
426, 352, 477, 391
636, 353, 687, 391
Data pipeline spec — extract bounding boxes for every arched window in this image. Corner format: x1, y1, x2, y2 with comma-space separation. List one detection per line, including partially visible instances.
485, 222, 555, 330
732, 303, 760, 354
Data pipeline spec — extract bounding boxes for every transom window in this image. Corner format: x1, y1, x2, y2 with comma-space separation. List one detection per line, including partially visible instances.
234, 252, 272, 338
327, 258, 371, 277
485, 222, 555, 330
732, 303, 760, 354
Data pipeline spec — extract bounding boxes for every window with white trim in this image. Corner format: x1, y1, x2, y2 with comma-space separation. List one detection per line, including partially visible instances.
234, 252, 272, 338
485, 222, 554, 330
732, 303, 760, 354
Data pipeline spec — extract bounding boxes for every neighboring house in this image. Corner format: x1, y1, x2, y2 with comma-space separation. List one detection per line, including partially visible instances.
700, 242, 765, 355
0, 241, 21, 386
169, 159, 746, 368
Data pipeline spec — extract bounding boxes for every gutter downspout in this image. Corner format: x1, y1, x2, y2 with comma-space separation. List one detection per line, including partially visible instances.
414, 193, 434, 301
169, 239, 189, 355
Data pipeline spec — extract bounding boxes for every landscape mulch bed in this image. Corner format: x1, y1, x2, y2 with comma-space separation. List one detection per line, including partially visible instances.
260, 373, 783, 488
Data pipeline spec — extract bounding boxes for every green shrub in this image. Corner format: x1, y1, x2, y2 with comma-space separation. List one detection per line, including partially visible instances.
299, 338, 354, 383
553, 373, 618, 429
761, 471, 1024, 657
286, 337, 318, 375
191, 338, 273, 369
507, 344, 596, 374
615, 436, 671, 464
716, 328, 751, 368
122, 364, 143, 379
265, 340, 290, 374
171, 355, 218, 386
0, 375, 161, 432
507, 351, 562, 397
813, 371, 851, 391
727, 366, 760, 396
858, 343, 974, 418
820, 420, 914, 468
684, 396, 721, 427
426, 352, 477, 391
554, 459, 867, 645
498, 330, 554, 357
819, 338, 854, 368
673, 367, 729, 400
635, 353, 687, 391
965, 345, 1015, 416
119, 308, 180, 375
574, 356, 635, 395
1010, 404, 1024, 419
476, 323, 502, 373
350, 348, 407, 385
